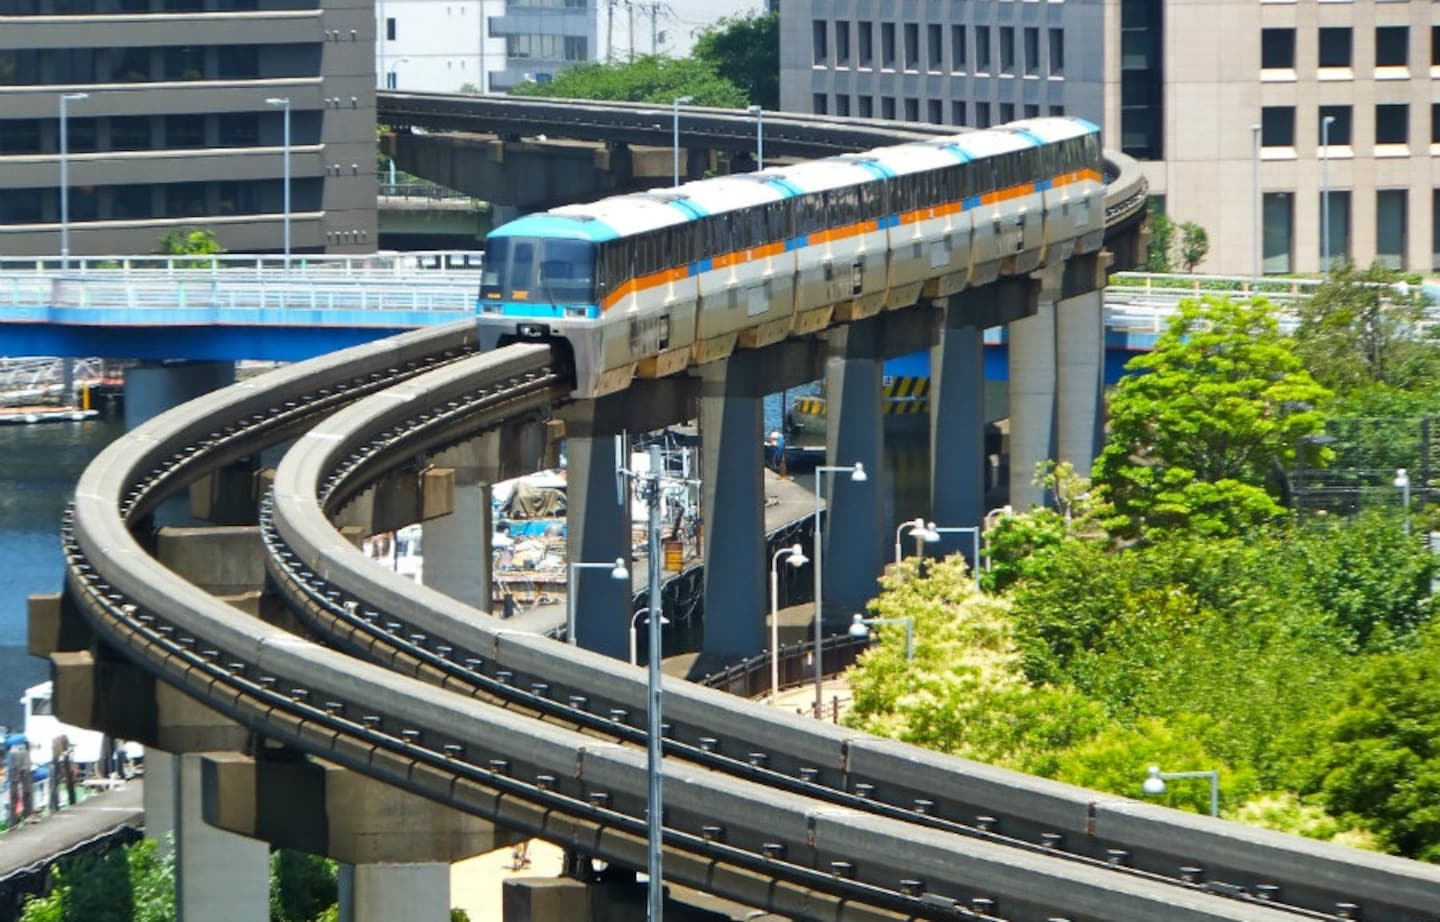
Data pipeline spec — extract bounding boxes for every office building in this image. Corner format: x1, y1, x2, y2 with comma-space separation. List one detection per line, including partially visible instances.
0, 0, 377, 259
782, 0, 1440, 275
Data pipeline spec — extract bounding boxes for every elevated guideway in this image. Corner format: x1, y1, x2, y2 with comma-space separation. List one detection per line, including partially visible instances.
42, 99, 1439, 922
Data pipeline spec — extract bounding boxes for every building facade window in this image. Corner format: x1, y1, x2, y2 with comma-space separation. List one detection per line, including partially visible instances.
928, 98, 943, 123
952, 100, 967, 124
975, 26, 991, 72
1120, 0, 1163, 159
386, 17, 396, 40
812, 20, 828, 65
976, 101, 991, 127
812, 93, 828, 114
881, 22, 896, 68
1376, 103, 1408, 145
1432, 103, 1440, 144
1261, 105, 1295, 147
952, 25, 967, 72
1375, 26, 1407, 68
1322, 190, 1351, 265
904, 97, 919, 120
1376, 189, 1407, 269
835, 95, 850, 116
1318, 27, 1351, 68
1024, 103, 1039, 118
881, 96, 896, 119
1048, 28, 1063, 75
1262, 191, 1293, 274
999, 26, 1015, 74
858, 96, 873, 117
1433, 190, 1440, 271
1024, 27, 1039, 75
858, 22, 873, 67
904, 23, 919, 71
1260, 28, 1295, 69
835, 22, 851, 67
928, 23, 943, 70
1319, 105, 1352, 145
999, 101, 1014, 122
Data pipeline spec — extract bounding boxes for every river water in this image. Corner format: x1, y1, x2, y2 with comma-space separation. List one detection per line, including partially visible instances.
0, 417, 124, 733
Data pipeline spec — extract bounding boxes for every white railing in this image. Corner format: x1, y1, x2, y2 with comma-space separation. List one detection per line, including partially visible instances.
0, 250, 482, 278
1103, 272, 1329, 335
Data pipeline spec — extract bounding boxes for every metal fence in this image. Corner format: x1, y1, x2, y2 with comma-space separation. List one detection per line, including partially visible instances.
1291, 416, 1436, 515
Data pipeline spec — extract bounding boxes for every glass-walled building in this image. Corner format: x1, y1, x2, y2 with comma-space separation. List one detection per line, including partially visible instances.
0, 0, 377, 258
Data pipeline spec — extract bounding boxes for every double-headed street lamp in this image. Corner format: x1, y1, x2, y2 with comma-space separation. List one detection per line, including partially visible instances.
672, 95, 694, 186
264, 97, 292, 271
59, 92, 89, 271
812, 462, 867, 718
629, 607, 669, 667
567, 557, 629, 647
1142, 765, 1220, 818
769, 543, 808, 704
746, 104, 764, 170
893, 516, 939, 563
848, 613, 915, 661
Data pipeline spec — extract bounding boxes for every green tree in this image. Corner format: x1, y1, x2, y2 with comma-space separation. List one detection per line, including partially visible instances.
270, 850, 337, 922
1144, 205, 1175, 272
508, 55, 746, 108
157, 228, 224, 258
1177, 221, 1209, 273
1292, 262, 1439, 394
1092, 295, 1331, 539
691, 12, 779, 109
1299, 626, 1440, 859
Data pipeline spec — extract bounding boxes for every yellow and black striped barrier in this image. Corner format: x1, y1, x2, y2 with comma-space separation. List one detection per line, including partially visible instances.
791, 377, 932, 419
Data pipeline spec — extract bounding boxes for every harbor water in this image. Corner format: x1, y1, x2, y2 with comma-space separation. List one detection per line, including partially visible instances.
0, 417, 123, 733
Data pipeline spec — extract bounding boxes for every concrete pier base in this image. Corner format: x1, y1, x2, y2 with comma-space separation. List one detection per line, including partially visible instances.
341, 862, 451, 922
1055, 287, 1105, 478
561, 409, 632, 658
166, 751, 270, 922
1007, 298, 1057, 511
422, 477, 493, 610
929, 298, 986, 560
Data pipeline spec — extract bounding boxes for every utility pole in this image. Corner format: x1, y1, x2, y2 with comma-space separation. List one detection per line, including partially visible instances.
650, 1, 659, 55
606, 0, 615, 60
627, 0, 635, 60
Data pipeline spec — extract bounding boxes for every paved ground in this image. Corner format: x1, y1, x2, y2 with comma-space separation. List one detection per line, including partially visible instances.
0, 779, 143, 878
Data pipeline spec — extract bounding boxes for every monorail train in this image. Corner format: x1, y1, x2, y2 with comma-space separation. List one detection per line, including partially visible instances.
476, 117, 1104, 398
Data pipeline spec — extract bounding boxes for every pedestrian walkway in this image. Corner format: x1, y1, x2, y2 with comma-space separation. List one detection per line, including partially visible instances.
0, 780, 143, 879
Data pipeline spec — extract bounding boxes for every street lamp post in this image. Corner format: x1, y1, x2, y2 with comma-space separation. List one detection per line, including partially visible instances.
1395, 468, 1412, 534
934, 525, 983, 592
812, 462, 867, 719
1321, 114, 1336, 271
629, 608, 669, 666
671, 95, 694, 186
58, 92, 89, 271
848, 613, 915, 661
567, 557, 630, 647
1251, 122, 1262, 284
769, 543, 808, 704
1142, 765, 1220, 818
264, 97, 292, 271
893, 516, 939, 563
747, 104, 764, 170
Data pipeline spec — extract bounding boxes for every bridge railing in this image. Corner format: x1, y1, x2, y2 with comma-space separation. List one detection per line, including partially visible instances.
0, 250, 483, 278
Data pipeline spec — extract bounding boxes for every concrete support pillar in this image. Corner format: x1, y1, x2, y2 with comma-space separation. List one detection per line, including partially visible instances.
124, 361, 235, 430
125, 361, 237, 527
421, 477, 493, 612
176, 753, 269, 922
561, 397, 632, 659
1055, 288, 1105, 478
1007, 298, 1057, 511
340, 862, 451, 922
144, 749, 178, 849
698, 354, 766, 659
821, 322, 886, 628
929, 298, 986, 561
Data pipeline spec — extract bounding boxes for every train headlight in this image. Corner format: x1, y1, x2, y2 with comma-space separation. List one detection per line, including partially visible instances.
565, 307, 590, 319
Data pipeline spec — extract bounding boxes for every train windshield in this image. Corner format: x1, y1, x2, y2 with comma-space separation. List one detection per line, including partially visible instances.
481, 236, 596, 305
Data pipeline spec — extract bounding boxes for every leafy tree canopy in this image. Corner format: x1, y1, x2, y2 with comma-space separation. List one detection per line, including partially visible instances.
508, 55, 746, 108
692, 11, 779, 109
1092, 295, 1331, 538
1292, 261, 1440, 395
157, 228, 224, 258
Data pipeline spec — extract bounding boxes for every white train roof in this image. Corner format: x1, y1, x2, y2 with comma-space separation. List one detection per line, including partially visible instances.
671, 175, 787, 214
859, 143, 966, 176
551, 194, 688, 235
1003, 116, 1096, 142
763, 156, 879, 194
934, 128, 1034, 158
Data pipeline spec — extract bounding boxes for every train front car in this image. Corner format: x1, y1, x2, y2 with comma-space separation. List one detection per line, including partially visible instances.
478, 212, 616, 394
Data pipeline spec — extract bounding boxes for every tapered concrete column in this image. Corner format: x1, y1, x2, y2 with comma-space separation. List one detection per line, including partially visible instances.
123, 361, 235, 429
144, 749, 178, 849
560, 396, 633, 659
699, 354, 766, 658
339, 862, 451, 922
175, 753, 268, 922
929, 296, 987, 561
1055, 288, 1105, 478
822, 322, 886, 628
421, 477, 493, 611
1007, 298, 1057, 511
